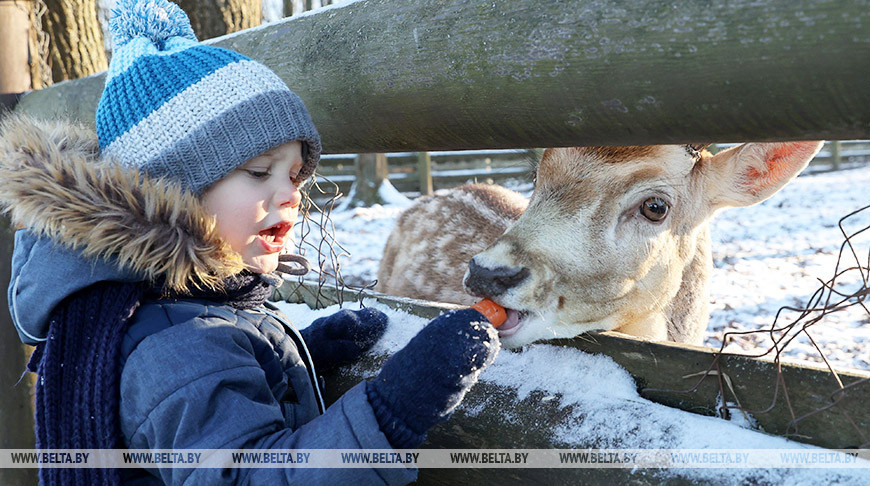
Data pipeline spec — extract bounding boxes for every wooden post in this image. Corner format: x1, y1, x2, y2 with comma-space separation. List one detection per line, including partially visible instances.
0, 219, 36, 486
0, 4, 39, 484
345, 153, 389, 207
284, 0, 304, 16
417, 152, 433, 195
0, 217, 37, 449
0, 0, 32, 94
830, 140, 842, 171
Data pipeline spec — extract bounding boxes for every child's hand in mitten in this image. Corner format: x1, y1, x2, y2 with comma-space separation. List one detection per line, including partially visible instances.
301, 308, 388, 370
365, 309, 500, 449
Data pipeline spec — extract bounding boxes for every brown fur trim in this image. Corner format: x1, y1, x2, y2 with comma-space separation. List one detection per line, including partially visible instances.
0, 114, 245, 292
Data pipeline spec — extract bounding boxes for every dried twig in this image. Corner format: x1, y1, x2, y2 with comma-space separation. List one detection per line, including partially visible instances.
284, 173, 379, 309
648, 204, 870, 442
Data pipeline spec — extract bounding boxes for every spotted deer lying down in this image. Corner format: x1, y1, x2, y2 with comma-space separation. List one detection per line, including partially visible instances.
377, 142, 823, 348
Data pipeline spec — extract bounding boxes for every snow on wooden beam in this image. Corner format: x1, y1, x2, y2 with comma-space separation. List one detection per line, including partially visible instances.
277, 280, 870, 457
12, 0, 870, 153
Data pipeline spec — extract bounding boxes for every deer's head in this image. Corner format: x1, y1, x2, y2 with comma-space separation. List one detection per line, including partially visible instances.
464, 141, 823, 348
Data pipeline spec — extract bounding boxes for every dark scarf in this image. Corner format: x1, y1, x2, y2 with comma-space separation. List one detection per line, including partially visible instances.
28, 272, 278, 485
158, 271, 281, 309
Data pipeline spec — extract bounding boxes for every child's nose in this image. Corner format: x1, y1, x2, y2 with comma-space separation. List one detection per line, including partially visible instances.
274, 181, 302, 209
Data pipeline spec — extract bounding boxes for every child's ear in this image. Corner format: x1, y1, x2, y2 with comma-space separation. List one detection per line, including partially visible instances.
699, 141, 823, 209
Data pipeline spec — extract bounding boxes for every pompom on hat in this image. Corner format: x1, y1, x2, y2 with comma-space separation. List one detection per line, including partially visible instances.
96, 0, 321, 194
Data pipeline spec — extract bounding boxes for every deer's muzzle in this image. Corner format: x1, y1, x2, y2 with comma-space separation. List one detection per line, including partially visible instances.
465, 258, 530, 298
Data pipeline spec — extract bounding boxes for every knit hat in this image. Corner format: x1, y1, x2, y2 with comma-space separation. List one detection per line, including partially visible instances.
96, 0, 321, 194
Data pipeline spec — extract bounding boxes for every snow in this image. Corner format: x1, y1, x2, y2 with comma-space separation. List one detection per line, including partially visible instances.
706, 167, 870, 371
302, 164, 870, 373
261, 0, 284, 23
334, 181, 412, 212
214, 0, 364, 43
274, 299, 870, 483
315, 203, 407, 285
376, 180, 413, 208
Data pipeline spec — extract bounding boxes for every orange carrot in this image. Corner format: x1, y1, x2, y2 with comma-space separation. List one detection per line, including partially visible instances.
471, 298, 507, 328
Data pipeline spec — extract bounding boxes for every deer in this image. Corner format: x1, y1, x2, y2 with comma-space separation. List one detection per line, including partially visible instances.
377, 141, 824, 349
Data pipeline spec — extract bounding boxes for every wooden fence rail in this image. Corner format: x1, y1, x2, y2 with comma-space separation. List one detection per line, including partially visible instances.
11, 0, 870, 152
814, 140, 870, 171
315, 149, 535, 197
277, 281, 870, 453
313, 141, 870, 199
278, 281, 870, 484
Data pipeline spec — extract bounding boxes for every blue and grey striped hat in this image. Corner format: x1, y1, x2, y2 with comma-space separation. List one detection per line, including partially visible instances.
96, 0, 321, 194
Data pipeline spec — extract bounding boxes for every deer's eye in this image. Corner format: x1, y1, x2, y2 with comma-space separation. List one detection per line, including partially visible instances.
640, 197, 669, 222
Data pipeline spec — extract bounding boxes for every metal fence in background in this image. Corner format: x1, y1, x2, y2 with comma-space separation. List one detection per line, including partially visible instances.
314, 141, 870, 201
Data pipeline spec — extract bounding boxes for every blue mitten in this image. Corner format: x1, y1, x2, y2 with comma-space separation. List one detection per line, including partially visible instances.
365, 309, 500, 449
301, 308, 388, 370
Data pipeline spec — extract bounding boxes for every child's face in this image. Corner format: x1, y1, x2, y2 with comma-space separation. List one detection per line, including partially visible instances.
202, 141, 304, 274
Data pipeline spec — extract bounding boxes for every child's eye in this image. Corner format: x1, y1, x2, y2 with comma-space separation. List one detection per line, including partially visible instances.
246, 170, 271, 179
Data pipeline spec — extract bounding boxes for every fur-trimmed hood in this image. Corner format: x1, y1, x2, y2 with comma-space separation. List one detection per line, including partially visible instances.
0, 115, 246, 344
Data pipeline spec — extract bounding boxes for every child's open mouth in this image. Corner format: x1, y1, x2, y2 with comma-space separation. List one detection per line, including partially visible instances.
258, 221, 293, 253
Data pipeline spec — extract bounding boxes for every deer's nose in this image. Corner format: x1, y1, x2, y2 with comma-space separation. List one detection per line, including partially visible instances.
465, 258, 530, 297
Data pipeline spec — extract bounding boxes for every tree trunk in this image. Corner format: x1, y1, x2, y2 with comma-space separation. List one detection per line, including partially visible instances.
174, 0, 261, 41
345, 153, 389, 207
28, 0, 51, 89
0, 5, 42, 484
0, 0, 38, 437
41, 0, 106, 83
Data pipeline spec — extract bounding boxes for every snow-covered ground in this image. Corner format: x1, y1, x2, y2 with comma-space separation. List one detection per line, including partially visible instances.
707, 167, 870, 371
297, 163, 870, 373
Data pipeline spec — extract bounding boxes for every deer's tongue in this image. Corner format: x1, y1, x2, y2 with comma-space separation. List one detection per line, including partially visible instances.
498, 309, 522, 337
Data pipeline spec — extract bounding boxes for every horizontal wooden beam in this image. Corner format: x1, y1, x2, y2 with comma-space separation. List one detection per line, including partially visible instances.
276, 280, 870, 455
13, 0, 870, 153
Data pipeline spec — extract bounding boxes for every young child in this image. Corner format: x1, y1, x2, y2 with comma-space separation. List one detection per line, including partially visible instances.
0, 0, 499, 484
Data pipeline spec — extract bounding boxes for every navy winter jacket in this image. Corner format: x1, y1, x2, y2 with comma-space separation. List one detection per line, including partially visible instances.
0, 117, 415, 485
118, 298, 413, 485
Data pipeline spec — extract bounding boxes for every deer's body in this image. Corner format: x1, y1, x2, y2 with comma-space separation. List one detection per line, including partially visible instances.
379, 184, 528, 305
377, 142, 823, 348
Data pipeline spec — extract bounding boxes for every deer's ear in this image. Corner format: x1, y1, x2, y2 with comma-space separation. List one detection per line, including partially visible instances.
701, 141, 823, 209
